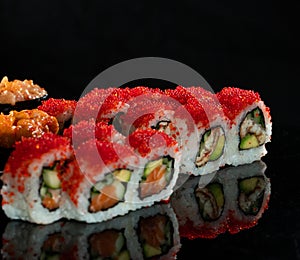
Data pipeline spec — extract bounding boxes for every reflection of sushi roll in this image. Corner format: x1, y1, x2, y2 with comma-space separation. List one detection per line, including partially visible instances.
1, 133, 74, 224
217, 87, 272, 166
2, 221, 64, 259
170, 160, 270, 239
126, 128, 181, 204
38, 98, 77, 133
220, 161, 271, 234
63, 140, 141, 223
127, 203, 181, 260
0, 76, 48, 114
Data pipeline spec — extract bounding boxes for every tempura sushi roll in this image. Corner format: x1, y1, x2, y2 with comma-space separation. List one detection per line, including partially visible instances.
0, 76, 48, 114
126, 128, 181, 204
217, 87, 272, 166
1, 133, 74, 224
38, 98, 77, 133
62, 140, 141, 223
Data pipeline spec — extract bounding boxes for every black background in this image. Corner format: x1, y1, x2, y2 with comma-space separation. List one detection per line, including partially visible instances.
0, 1, 299, 259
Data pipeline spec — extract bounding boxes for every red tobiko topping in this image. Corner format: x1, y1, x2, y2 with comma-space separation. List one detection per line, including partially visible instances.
216, 87, 261, 121
3, 133, 71, 193
127, 129, 177, 157
121, 92, 180, 128
75, 140, 136, 176
165, 86, 196, 105
38, 98, 77, 116
63, 120, 118, 146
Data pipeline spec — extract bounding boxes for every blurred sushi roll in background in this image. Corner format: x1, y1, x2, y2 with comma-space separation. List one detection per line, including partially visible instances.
38, 98, 77, 134
1, 133, 74, 224
216, 87, 272, 166
170, 160, 271, 239
2, 202, 180, 260
63, 119, 125, 148
0, 76, 48, 114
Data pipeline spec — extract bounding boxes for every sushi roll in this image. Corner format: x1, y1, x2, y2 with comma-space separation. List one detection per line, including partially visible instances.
217, 87, 272, 166
119, 91, 181, 137
0, 76, 48, 114
63, 119, 125, 148
170, 160, 271, 239
1, 133, 74, 224
38, 98, 77, 133
166, 86, 228, 176
126, 128, 181, 204
62, 140, 141, 223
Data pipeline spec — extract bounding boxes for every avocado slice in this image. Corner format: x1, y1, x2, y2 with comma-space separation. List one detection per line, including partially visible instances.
143, 158, 163, 178
209, 135, 225, 161
239, 134, 259, 150
207, 183, 224, 208
42, 169, 61, 189
143, 243, 162, 258
239, 177, 259, 194
117, 250, 131, 260
114, 169, 131, 182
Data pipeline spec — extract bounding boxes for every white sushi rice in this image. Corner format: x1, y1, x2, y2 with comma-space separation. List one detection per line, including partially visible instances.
1, 147, 73, 224
225, 101, 272, 166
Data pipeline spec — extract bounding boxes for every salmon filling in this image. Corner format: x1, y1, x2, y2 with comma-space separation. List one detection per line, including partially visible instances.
138, 214, 173, 259
139, 156, 174, 199
89, 169, 131, 213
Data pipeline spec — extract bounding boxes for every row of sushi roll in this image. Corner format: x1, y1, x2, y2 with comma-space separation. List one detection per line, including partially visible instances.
1, 161, 270, 259
170, 160, 271, 239
2, 202, 181, 260
0, 76, 272, 224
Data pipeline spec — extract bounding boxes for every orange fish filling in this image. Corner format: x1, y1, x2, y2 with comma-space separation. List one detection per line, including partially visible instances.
140, 164, 167, 199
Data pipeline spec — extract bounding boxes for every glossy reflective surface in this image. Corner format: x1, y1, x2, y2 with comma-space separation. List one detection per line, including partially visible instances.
1, 125, 298, 259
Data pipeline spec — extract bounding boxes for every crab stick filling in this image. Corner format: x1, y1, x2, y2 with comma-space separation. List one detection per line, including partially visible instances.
139, 156, 174, 199
89, 169, 132, 213
195, 126, 225, 167
239, 107, 266, 150
138, 214, 173, 259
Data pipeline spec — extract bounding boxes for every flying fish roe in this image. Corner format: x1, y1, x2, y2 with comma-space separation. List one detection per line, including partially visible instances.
127, 128, 177, 157
38, 98, 77, 117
